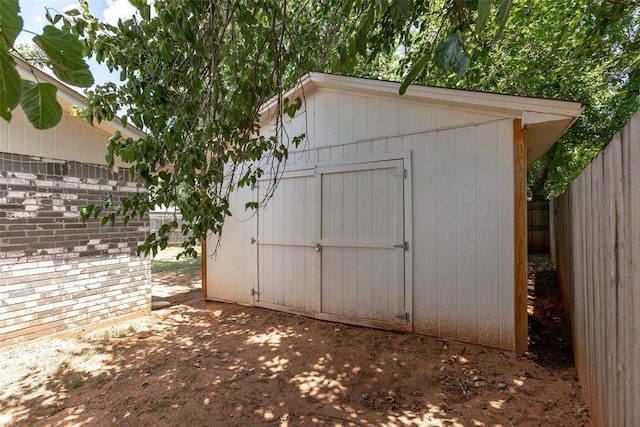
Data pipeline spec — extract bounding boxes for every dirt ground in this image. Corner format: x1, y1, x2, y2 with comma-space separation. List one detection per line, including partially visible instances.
0, 254, 589, 426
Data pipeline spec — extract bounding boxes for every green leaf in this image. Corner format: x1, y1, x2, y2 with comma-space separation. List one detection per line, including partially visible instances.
476, 0, 491, 34
0, 51, 20, 120
399, 54, 429, 95
33, 25, 94, 87
493, 0, 512, 44
0, 0, 23, 49
434, 34, 470, 76
396, 0, 411, 21
19, 80, 62, 129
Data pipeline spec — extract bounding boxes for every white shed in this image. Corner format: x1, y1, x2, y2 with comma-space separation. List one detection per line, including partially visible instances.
203, 73, 584, 351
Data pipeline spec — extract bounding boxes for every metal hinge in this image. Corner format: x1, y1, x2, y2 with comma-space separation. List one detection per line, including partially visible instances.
395, 312, 410, 322
393, 242, 409, 251
391, 168, 407, 178
250, 182, 259, 190
251, 288, 260, 296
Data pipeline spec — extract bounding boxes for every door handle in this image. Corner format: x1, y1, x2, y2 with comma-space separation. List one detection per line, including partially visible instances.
314, 243, 321, 252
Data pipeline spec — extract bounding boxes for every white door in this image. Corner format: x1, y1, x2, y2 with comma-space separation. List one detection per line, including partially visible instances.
256, 160, 407, 330
318, 160, 406, 330
256, 170, 320, 313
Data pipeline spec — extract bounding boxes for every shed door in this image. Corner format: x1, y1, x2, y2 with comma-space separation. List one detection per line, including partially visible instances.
256, 170, 319, 312
256, 160, 407, 330
318, 160, 406, 330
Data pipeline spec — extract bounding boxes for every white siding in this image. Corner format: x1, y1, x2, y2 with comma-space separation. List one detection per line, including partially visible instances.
205, 186, 257, 305
0, 106, 126, 167
212, 88, 517, 349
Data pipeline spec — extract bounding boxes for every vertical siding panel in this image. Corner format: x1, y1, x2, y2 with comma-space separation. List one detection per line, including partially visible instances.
432, 108, 450, 130
8, 107, 26, 154
54, 117, 69, 160
496, 120, 514, 350
25, 114, 44, 157
450, 110, 470, 127
397, 102, 414, 134
352, 96, 367, 141
282, 179, 295, 307
381, 99, 397, 137
357, 170, 373, 317
414, 105, 432, 133
314, 91, 327, 147
294, 178, 307, 309
366, 97, 382, 139
420, 132, 439, 336
436, 129, 457, 340
476, 122, 501, 347
338, 94, 353, 144
0, 114, 8, 152
67, 118, 83, 162
326, 92, 340, 145
342, 171, 358, 316
371, 169, 390, 316
270, 181, 284, 305
357, 141, 371, 157
307, 176, 319, 310
41, 124, 57, 159
455, 126, 477, 342
386, 136, 403, 153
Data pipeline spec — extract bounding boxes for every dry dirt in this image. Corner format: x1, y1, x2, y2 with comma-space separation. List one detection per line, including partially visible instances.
0, 254, 589, 426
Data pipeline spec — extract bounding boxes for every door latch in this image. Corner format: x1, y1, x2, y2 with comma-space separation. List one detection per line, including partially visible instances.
393, 242, 409, 251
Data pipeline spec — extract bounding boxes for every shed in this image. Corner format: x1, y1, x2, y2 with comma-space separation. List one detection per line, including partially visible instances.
0, 58, 150, 346
203, 73, 584, 351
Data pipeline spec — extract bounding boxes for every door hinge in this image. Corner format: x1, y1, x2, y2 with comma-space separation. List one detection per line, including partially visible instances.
391, 168, 407, 178
251, 288, 260, 297
395, 312, 409, 322
393, 242, 409, 251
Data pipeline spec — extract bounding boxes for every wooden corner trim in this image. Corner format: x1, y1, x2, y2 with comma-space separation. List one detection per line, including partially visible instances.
513, 119, 528, 353
201, 237, 208, 299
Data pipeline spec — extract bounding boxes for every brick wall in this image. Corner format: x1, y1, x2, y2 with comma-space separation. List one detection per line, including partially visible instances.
0, 152, 151, 346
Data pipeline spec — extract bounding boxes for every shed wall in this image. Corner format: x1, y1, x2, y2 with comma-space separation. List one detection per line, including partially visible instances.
209, 88, 516, 349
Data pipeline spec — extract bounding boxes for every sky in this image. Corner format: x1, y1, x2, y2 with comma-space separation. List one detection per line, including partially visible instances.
17, 0, 139, 86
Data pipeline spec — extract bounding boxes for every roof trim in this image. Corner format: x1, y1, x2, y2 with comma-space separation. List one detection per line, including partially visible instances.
13, 56, 146, 140
260, 72, 585, 167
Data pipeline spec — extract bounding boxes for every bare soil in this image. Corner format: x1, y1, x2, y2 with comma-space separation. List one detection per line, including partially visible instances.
0, 254, 589, 426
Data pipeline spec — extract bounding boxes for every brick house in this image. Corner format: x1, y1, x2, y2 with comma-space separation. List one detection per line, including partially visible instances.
0, 59, 151, 346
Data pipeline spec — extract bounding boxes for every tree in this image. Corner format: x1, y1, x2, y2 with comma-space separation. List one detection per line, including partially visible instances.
348, 0, 640, 198
0, 0, 94, 129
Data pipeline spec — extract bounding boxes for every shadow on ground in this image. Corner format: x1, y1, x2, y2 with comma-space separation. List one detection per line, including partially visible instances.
1, 256, 587, 426
527, 254, 575, 371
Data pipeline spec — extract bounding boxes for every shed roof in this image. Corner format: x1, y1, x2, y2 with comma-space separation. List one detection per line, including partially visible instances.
261, 72, 586, 167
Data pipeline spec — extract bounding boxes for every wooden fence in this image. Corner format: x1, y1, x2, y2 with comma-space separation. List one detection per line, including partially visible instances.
552, 109, 640, 426
528, 201, 549, 253
149, 211, 190, 244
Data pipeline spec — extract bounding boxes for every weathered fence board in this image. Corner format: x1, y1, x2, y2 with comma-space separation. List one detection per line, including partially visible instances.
527, 201, 549, 252
149, 211, 191, 244
553, 109, 640, 426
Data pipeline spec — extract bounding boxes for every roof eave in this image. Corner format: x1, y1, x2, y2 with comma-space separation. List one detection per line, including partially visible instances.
14, 56, 146, 140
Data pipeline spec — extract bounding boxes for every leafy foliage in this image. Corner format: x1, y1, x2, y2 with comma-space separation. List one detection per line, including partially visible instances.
348, 0, 640, 198
60, 0, 314, 258
0, 1, 94, 129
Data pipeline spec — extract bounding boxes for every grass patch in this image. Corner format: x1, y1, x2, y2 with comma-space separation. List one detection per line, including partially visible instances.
151, 246, 201, 274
